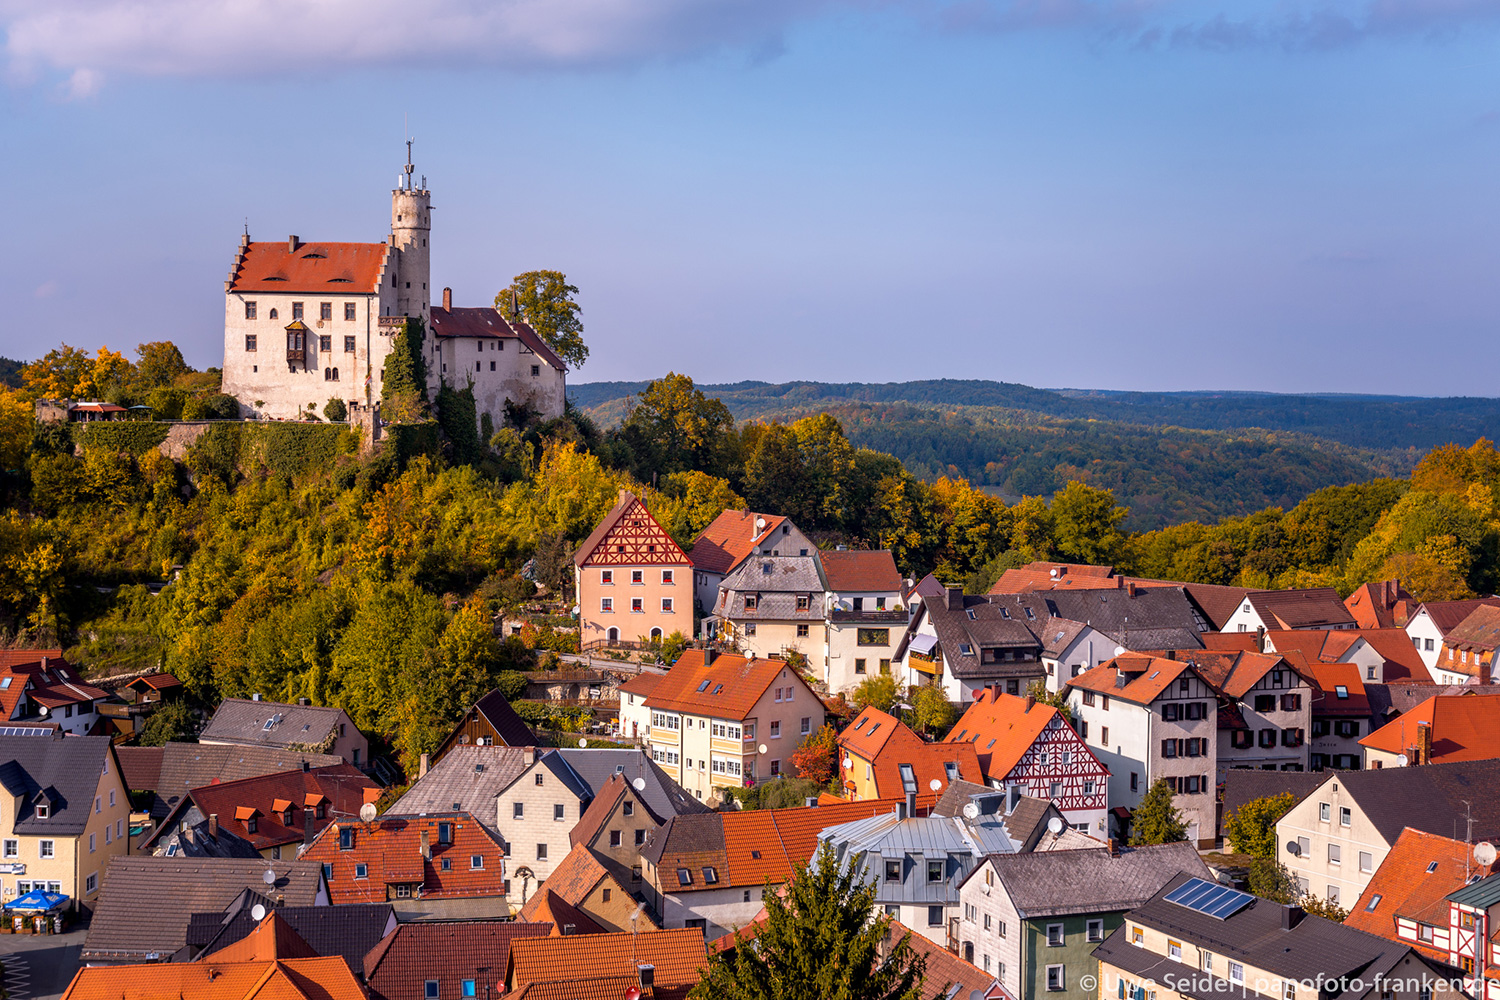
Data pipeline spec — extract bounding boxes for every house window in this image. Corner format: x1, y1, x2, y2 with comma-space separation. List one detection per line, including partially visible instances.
536, 844, 548, 860
1087, 919, 1104, 941
635, 829, 646, 845
797, 594, 810, 611
1360, 851, 1373, 873
1130, 926, 1143, 946
90, 833, 96, 853
441, 858, 451, 872
602, 570, 613, 585
631, 570, 644, 584
531, 365, 540, 376
554, 804, 566, 821
514, 802, 524, 819
247, 816, 258, 834
857, 629, 890, 646
745, 623, 756, 636
885, 860, 901, 882
770, 721, 780, 738
85, 872, 98, 894
797, 624, 809, 637
601, 597, 613, 613
1168, 939, 1181, 961
662, 569, 674, 584
662, 598, 674, 613
355, 863, 368, 879
1047, 924, 1065, 947
246, 334, 257, 351
1201, 952, 1212, 972
425, 982, 439, 1000
610, 830, 622, 847
1229, 963, 1244, 984
855, 658, 866, 674
927, 860, 944, 883
631, 598, 643, 613
1319, 802, 1331, 822
1047, 965, 1065, 992
246, 301, 257, 319
344, 302, 357, 321
471, 855, 483, 869
1101, 726, 1109, 744
320, 335, 332, 352
801, 717, 811, 734
323, 863, 332, 880
928, 906, 944, 927
1340, 807, 1351, 826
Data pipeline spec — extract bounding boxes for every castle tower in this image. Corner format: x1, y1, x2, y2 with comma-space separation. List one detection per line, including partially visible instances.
390, 140, 431, 323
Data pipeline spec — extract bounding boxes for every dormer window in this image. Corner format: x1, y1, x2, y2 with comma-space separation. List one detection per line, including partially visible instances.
744, 595, 758, 611
34, 803, 48, 820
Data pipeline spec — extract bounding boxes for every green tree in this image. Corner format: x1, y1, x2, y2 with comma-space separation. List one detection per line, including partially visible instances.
139, 700, 196, 747
1224, 793, 1298, 860
790, 724, 839, 785
910, 685, 957, 736
496, 670, 530, 702
1302, 895, 1348, 921
692, 841, 927, 1000
496, 270, 588, 369
135, 341, 193, 389
647, 470, 744, 549
1247, 858, 1300, 904
323, 398, 348, 423
1024, 680, 1076, 729
619, 373, 736, 478
1051, 481, 1128, 565
851, 673, 898, 712
1129, 779, 1187, 845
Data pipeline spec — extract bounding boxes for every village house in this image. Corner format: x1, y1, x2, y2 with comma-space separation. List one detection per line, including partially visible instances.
987, 561, 1252, 632
639, 649, 823, 800
1251, 627, 1433, 684
389, 745, 535, 839
711, 554, 828, 671
191, 899, 396, 977
616, 671, 661, 741
944, 689, 1111, 835
1404, 598, 1500, 671
955, 842, 1209, 1000
1345, 828, 1500, 965
686, 510, 814, 617
491, 747, 705, 885
1344, 579, 1418, 630
364, 920, 552, 1000
1094, 873, 1463, 1000
574, 491, 694, 649
61, 943, 365, 1000
1220, 588, 1359, 633
299, 812, 508, 912
837, 706, 982, 811
199, 697, 368, 768
504, 927, 708, 998
821, 549, 910, 694
81, 857, 328, 963
429, 689, 537, 764
566, 771, 676, 896
118, 741, 346, 824
1360, 694, 1500, 767
899, 580, 1048, 703
0, 655, 110, 736
1192, 650, 1313, 773
143, 763, 381, 861
516, 841, 647, 932
0, 732, 130, 913
1305, 661, 1371, 770
1433, 604, 1500, 685
1275, 760, 1500, 907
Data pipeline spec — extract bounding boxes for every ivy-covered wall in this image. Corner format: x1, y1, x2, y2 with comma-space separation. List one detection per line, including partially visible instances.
72, 422, 171, 454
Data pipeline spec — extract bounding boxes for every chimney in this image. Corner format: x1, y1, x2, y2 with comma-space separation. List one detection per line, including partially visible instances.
288, 235, 299, 252
1256, 626, 1266, 654
1024, 694, 1036, 712
618, 487, 632, 505
299, 697, 311, 706
1280, 903, 1305, 931
184, 825, 195, 846
1417, 722, 1433, 766
945, 587, 963, 611
420, 829, 431, 860
1107, 838, 1119, 857
39, 655, 49, 670
208, 813, 219, 841
442, 287, 452, 310
419, 754, 430, 779
252, 693, 261, 702
301, 759, 310, 773
303, 808, 317, 845
1126, 582, 1137, 598
904, 789, 917, 819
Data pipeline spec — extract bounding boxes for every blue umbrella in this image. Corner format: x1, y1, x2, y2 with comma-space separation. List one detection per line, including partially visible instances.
6, 889, 67, 912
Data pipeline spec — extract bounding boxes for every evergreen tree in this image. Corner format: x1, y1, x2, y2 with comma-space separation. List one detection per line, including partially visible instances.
692, 841, 927, 1000
1130, 779, 1188, 845
382, 318, 429, 421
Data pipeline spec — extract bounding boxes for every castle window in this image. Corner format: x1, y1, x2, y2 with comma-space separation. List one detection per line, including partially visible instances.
531, 365, 541, 376
245, 301, 257, 320
269, 308, 278, 319
490, 361, 496, 371
320, 335, 332, 352
245, 335, 257, 352
292, 302, 304, 320
320, 302, 332, 321
332, 368, 339, 381
344, 336, 356, 353
324, 368, 331, 381
345, 302, 356, 321
476, 361, 482, 372
406, 282, 411, 289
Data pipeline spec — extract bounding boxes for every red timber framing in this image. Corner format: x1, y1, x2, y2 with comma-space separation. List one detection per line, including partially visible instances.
1002, 715, 1110, 815
577, 498, 691, 568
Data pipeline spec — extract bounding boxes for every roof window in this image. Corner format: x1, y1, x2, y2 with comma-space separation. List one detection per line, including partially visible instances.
750, 850, 761, 859
868, 723, 881, 737
1335, 686, 1348, 699
1365, 894, 1382, 911
677, 868, 693, 886
960, 644, 974, 656
712, 685, 723, 695
703, 867, 718, 884
1024, 608, 1035, 620
0, 678, 9, 690
1426, 862, 1439, 873
697, 680, 711, 693
967, 610, 977, 620
1000, 608, 1010, 619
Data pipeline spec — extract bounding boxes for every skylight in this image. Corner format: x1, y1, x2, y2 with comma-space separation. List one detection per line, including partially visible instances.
712, 685, 723, 695
0, 678, 10, 690
1426, 862, 1439, 873
1335, 686, 1348, 699
967, 610, 977, 620
1365, 894, 1382, 911
960, 644, 974, 656
697, 680, 711, 693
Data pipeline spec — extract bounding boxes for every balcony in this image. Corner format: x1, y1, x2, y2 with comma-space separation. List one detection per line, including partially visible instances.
286, 349, 306, 363
830, 609, 908, 625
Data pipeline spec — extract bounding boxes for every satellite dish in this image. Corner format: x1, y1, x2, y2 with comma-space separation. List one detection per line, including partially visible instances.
842, 757, 853, 770
577, 738, 588, 748
758, 744, 767, 755
1476, 842, 1498, 867
359, 802, 378, 823
962, 803, 980, 820
929, 779, 943, 792
1047, 817, 1064, 835
1113, 646, 1126, 658
250, 904, 267, 922
1286, 841, 1301, 857
37, 706, 48, 717
1397, 753, 1410, 766
632, 777, 647, 792
262, 869, 277, 885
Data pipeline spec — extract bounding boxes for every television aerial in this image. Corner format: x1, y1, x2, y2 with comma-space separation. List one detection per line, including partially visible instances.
250, 904, 267, 921
359, 802, 378, 823
962, 803, 980, 820
1476, 842, 1498, 867
632, 777, 647, 792
262, 869, 277, 886
1047, 817, 1064, 835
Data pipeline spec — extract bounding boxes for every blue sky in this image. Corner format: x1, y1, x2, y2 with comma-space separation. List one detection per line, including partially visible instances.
5, 1, 1500, 394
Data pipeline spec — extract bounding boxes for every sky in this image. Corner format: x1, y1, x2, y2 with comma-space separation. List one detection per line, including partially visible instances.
4, 0, 1500, 395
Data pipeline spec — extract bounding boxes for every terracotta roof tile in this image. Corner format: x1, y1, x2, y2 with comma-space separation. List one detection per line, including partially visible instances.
365, 921, 554, 1000
687, 511, 787, 576
1246, 588, 1357, 629
1345, 580, 1417, 629
179, 764, 379, 851
944, 691, 1106, 786
1345, 828, 1499, 958
299, 813, 506, 905
1443, 604, 1500, 653
228, 240, 388, 295
645, 650, 813, 720
1360, 694, 1500, 763
517, 844, 611, 918
839, 709, 981, 804
1305, 661, 1370, 717
430, 306, 566, 371
820, 550, 902, 593
208, 912, 320, 963
617, 673, 664, 699
886, 920, 1012, 1000
506, 928, 707, 993
1065, 655, 1189, 704
63, 956, 365, 1000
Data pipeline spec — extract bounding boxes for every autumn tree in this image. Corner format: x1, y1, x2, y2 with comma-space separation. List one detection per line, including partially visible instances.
851, 672, 898, 712
1052, 481, 1128, 565
693, 841, 927, 1000
910, 685, 957, 736
135, 341, 193, 389
1129, 779, 1187, 845
647, 470, 744, 548
791, 724, 839, 785
0, 389, 32, 471
1223, 792, 1297, 859
497, 270, 588, 370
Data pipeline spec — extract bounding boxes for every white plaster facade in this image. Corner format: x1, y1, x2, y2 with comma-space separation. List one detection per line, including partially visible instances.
1275, 775, 1385, 907
1406, 609, 1446, 671
427, 289, 566, 427
1041, 627, 1113, 695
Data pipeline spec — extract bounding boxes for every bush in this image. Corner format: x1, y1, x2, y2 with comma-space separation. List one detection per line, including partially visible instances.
147, 386, 189, 420
74, 421, 169, 455
182, 392, 240, 420
324, 398, 348, 423
140, 700, 196, 746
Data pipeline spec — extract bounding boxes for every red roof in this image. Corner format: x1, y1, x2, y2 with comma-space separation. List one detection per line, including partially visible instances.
186, 764, 380, 851
819, 550, 902, 593
1306, 662, 1370, 717
687, 510, 787, 576
429, 306, 566, 371
645, 650, 813, 720
1355, 629, 1433, 683
228, 240, 387, 294
300, 813, 507, 904
1345, 580, 1417, 629
62, 956, 364, 1000
720, 799, 910, 888
1416, 598, 1500, 635
617, 673, 664, 699
573, 493, 692, 569
0, 649, 62, 669
945, 690, 1106, 785
210, 911, 320, 962
365, 921, 554, 1000
1361, 695, 1500, 763
839, 707, 981, 805
516, 844, 632, 928
990, 563, 1115, 593
505, 928, 706, 995
1065, 655, 1190, 705
1345, 828, 1499, 958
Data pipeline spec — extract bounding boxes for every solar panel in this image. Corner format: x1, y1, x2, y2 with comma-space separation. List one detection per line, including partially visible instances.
1163, 877, 1255, 920
0, 727, 51, 737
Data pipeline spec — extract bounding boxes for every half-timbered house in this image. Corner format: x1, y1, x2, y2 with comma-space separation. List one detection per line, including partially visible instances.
944, 689, 1110, 835
574, 490, 694, 649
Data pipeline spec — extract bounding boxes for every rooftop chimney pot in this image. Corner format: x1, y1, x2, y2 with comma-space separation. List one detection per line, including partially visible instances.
208, 813, 218, 841
442, 287, 452, 310
288, 235, 299, 252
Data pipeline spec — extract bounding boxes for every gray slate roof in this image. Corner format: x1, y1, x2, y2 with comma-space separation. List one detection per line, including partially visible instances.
1040, 587, 1210, 640
389, 746, 534, 832
200, 698, 349, 750
195, 900, 396, 975
521, 748, 709, 819
149, 741, 344, 818
1324, 758, 1500, 845
0, 733, 110, 836
81, 857, 324, 961
979, 842, 1210, 917
716, 555, 826, 619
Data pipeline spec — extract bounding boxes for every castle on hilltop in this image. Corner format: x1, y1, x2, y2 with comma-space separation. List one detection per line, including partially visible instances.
220, 146, 567, 424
